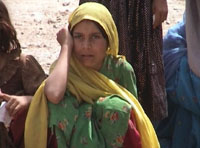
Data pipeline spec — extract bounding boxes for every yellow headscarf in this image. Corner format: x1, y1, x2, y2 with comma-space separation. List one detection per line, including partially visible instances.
25, 2, 160, 148
69, 2, 119, 56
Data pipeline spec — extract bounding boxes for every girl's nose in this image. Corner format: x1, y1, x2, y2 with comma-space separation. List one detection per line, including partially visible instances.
82, 39, 91, 50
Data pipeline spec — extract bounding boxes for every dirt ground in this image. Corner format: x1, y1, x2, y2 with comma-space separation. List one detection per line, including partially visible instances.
3, 0, 185, 74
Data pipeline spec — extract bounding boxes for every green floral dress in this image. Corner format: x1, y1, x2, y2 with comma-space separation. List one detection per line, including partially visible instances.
48, 55, 137, 148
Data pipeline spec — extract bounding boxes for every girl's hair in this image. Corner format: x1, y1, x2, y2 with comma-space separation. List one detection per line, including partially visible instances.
93, 21, 108, 43
0, 1, 21, 53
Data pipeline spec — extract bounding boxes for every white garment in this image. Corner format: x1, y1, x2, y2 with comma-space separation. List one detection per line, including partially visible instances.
0, 101, 12, 127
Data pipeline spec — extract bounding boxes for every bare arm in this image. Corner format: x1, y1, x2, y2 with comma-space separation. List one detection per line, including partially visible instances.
152, 0, 168, 29
44, 27, 73, 104
186, 0, 200, 77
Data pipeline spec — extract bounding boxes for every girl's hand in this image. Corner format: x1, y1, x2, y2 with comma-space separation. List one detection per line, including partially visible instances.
152, 0, 168, 29
0, 92, 31, 117
57, 26, 73, 50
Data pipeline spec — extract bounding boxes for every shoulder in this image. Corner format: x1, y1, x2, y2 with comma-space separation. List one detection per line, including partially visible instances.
20, 54, 46, 78
100, 55, 135, 81
110, 56, 138, 97
20, 54, 39, 66
102, 55, 135, 80
109, 55, 134, 72
20, 54, 44, 72
20, 54, 46, 94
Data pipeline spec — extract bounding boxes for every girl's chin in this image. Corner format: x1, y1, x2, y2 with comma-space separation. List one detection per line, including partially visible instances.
82, 63, 100, 71
82, 63, 93, 69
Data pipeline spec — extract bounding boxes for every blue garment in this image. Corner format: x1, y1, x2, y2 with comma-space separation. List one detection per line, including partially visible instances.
156, 17, 200, 148
162, 16, 187, 83
163, 13, 186, 51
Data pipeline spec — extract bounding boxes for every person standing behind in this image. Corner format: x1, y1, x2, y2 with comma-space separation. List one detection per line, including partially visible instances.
156, 0, 200, 147
79, 0, 168, 122
0, 1, 47, 147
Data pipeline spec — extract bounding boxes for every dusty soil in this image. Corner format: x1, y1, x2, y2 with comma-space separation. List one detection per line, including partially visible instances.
3, 0, 185, 74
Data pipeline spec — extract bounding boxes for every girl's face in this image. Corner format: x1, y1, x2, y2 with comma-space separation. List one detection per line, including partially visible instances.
72, 20, 108, 71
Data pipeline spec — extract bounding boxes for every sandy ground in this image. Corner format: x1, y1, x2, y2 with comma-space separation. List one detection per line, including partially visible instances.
3, 0, 185, 74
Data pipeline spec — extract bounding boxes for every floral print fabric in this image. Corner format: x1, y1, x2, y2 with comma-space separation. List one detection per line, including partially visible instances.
48, 93, 131, 148
48, 55, 135, 148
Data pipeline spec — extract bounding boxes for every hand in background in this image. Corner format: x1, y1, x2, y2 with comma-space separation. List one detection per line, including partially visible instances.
152, 0, 168, 29
0, 91, 31, 117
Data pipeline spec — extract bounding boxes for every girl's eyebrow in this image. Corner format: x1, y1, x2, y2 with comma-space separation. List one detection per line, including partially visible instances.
73, 31, 102, 34
92, 32, 102, 35
73, 32, 81, 35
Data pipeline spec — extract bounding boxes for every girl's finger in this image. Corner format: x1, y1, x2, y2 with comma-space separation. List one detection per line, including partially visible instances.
6, 99, 18, 116
11, 104, 20, 117
0, 93, 11, 102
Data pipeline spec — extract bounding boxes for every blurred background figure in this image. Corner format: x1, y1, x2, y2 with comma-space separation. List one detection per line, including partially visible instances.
0, 1, 47, 147
156, 0, 200, 147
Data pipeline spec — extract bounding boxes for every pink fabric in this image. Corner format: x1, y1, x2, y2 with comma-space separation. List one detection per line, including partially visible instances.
123, 111, 142, 148
47, 128, 57, 148
10, 109, 28, 148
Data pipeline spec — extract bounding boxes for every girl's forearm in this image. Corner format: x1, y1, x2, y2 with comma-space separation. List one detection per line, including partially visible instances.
44, 45, 71, 104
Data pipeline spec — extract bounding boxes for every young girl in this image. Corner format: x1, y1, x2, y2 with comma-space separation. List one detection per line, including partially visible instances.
25, 2, 159, 148
0, 1, 47, 147
79, 0, 168, 123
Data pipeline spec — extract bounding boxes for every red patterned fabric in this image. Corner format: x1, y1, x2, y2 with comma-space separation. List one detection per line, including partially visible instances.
10, 110, 27, 148
123, 110, 142, 148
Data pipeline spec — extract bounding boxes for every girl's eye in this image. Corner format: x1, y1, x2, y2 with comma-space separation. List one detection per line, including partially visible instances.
92, 34, 101, 39
73, 36, 80, 39
73, 34, 82, 39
